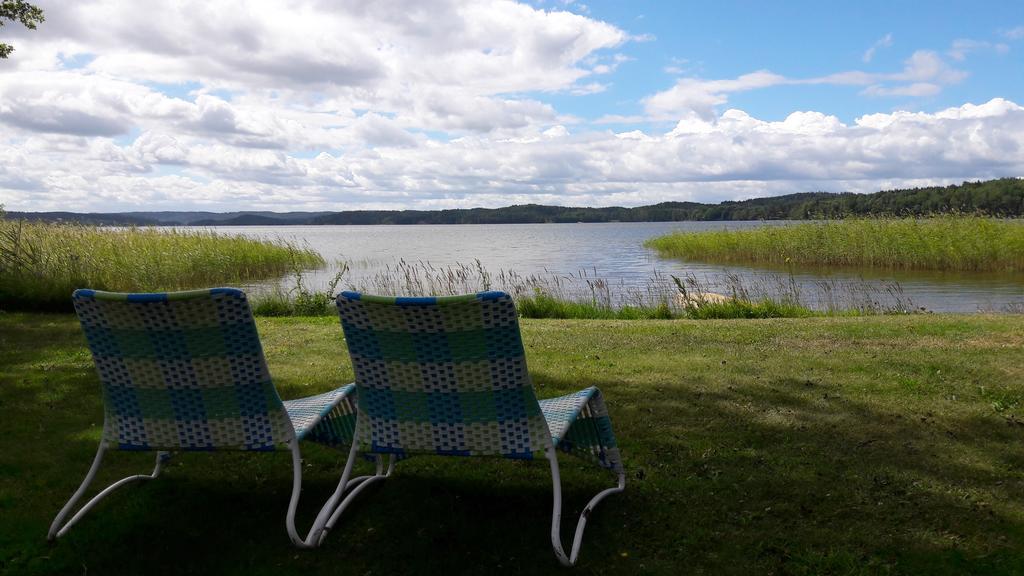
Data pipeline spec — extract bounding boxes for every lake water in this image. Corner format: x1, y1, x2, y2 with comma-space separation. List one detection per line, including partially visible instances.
191, 222, 1023, 313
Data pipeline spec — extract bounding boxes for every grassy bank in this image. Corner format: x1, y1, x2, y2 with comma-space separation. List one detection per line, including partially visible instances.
2, 313, 1023, 575
646, 216, 1024, 272
0, 220, 323, 311
518, 293, 832, 320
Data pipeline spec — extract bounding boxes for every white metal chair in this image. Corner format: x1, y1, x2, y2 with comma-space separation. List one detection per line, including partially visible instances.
317, 291, 625, 566
48, 288, 391, 547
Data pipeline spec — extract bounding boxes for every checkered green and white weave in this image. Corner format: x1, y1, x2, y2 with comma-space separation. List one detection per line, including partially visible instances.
335, 291, 623, 473
73, 288, 355, 452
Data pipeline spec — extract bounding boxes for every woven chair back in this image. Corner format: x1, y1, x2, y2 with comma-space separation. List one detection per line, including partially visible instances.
335, 291, 550, 459
72, 288, 292, 451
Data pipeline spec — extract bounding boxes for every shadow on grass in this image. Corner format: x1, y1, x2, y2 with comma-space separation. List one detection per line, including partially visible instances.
6, 446, 631, 576
554, 371, 1024, 575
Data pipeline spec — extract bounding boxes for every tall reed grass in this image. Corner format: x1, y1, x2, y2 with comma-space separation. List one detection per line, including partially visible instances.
645, 216, 1024, 272
0, 219, 324, 311
252, 257, 926, 319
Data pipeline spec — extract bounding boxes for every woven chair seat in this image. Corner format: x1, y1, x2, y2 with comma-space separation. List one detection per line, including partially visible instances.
539, 387, 623, 474
283, 385, 357, 446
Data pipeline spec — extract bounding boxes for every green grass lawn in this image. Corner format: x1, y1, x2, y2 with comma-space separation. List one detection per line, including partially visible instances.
2, 313, 1023, 575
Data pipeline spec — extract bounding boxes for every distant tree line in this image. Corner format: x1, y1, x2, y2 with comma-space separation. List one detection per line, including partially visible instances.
779, 178, 1024, 219
312, 179, 1024, 224
7, 178, 1023, 226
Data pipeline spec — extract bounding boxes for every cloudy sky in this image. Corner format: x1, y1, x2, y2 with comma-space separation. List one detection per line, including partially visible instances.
1, 0, 1022, 212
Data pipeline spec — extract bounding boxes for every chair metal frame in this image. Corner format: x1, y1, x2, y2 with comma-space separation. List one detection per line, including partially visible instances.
309, 425, 624, 565
47, 438, 394, 547
546, 442, 627, 566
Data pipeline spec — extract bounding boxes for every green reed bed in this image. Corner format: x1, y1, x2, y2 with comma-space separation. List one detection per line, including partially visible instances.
252, 257, 932, 320
0, 220, 323, 311
677, 298, 814, 320
517, 288, 842, 320
646, 216, 1024, 272
516, 293, 674, 320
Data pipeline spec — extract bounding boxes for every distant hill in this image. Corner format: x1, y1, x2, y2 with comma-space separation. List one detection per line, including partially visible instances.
1, 211, 166, 226
6, 178, 1022, 225
190, 214, 312, 226
4, 210, 331, 226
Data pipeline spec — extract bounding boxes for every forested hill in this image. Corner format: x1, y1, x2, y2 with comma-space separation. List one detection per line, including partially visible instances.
6, 178, 1022, 225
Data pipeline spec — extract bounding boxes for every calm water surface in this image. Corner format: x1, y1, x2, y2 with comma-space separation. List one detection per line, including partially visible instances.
192, 222, 1023, 313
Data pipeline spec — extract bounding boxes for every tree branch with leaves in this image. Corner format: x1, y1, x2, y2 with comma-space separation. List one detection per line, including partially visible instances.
1, 1, 45, 58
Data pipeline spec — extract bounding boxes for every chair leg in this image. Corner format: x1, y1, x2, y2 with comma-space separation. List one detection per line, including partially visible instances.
316, 454, 393, 546
48, 445, 168, 541
546, 445, 626, 567
286, 438, 353, 549
285, 436, 394, 549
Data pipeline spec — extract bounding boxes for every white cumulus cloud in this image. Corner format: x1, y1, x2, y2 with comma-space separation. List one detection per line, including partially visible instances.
0, 1, 1020, 212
